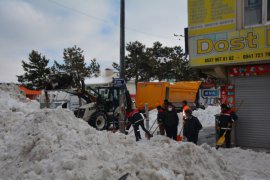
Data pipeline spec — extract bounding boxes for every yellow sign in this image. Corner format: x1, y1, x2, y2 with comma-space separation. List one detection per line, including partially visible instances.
188, 0, 236, 36
189, 26, 270, 67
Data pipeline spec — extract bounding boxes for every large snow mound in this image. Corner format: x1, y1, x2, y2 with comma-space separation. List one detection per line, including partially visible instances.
220, 148, 270, 180
0, 84, 269, 180
0, 108, 238, 179
0, 83, 39, 113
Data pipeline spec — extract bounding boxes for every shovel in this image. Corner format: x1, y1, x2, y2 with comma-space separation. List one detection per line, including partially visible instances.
176, 126, 183, 142
216, 130, 227, 149
145, 125, 158, 139
118, 173, 129, 180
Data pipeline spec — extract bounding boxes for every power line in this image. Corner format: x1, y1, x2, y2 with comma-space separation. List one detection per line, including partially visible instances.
46, 0, 110, 24
45, 0, 181, 41
127, 27, 177, 40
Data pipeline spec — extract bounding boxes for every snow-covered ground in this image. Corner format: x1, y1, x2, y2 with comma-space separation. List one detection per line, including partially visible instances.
0, 83, 270, 180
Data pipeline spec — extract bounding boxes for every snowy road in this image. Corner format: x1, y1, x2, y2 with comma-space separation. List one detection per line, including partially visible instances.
198, 126, 216, 147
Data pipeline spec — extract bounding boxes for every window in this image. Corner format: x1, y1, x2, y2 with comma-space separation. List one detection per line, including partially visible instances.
267, 0, 270, 21
244, 0, 270, 26
244, 0, 262, 26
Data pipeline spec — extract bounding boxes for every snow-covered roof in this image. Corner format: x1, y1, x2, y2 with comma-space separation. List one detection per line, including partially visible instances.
85, 74, 118, 85
85, 69, 118, 85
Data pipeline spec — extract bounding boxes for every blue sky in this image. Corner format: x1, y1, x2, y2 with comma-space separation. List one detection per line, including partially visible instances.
0, 0, 187, 82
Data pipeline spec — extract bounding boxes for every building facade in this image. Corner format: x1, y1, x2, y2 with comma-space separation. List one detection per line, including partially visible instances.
188, 0, 270, 148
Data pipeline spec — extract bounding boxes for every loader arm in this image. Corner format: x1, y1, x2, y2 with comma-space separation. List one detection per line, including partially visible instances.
65, 88, 98, 104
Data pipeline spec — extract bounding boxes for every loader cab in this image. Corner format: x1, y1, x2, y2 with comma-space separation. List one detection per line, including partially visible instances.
96, 86, 120, 112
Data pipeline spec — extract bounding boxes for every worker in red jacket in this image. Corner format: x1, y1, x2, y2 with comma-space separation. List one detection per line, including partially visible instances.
125, 109, 152, 141
217, 104, 238, 148
157, 105, 165, 135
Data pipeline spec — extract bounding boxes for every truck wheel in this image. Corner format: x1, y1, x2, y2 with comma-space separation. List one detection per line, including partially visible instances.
89, 112, 107, 131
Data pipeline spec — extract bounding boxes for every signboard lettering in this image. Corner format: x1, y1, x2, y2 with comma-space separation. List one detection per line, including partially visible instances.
188, 0, 236, 36
202, 89, 219, 98
113, 78, 125, 87
189, 26, 270, 67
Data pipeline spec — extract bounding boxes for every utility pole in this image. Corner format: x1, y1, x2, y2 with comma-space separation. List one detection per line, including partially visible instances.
119, 0, 126, 133
120, 0, 125, 78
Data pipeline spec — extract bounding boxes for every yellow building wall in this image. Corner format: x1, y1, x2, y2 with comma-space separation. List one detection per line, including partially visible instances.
188, 0, 236, 37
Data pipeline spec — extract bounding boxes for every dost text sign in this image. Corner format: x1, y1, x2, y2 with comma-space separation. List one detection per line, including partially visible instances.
189, 26, 270, 67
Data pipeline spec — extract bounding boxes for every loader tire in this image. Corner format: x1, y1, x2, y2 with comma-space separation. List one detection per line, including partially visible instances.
89, 112, 107, 131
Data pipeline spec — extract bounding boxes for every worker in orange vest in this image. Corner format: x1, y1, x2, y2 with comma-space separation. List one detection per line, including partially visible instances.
182, 100, 190, 123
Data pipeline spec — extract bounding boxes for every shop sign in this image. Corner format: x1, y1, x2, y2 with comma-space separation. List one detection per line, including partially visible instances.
202, 89, 219, 98
189, 26, 270, 67
113, 78, 125, 87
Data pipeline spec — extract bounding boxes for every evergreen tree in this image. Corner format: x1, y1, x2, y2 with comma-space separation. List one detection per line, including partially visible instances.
112, 41, 204, 85
62, 45, 100, 90
17, 50, 51, 107
126, 41, 147, 84
113, 41, 153, 87
112, 62, 120, 72
50, 60, 73, 89
147, 42, 202, 81
61, 45, 100, 105
166, 46, 189, 81
88, 58, 100, 78
168, 46, 203, 81
17, 50, 50, 89
146, 42, 171, 81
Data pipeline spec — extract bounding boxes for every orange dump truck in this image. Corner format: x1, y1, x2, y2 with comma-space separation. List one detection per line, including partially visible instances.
135, 81, 201, 111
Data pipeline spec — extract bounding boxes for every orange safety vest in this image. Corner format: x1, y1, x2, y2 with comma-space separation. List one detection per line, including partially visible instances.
182, 105, 190, 119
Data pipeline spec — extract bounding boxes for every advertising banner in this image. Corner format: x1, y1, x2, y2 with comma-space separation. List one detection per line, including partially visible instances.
189, 26, 270, 67
188, 0, 236, 36
220, 85, 235, 111
228, 64, 270, 77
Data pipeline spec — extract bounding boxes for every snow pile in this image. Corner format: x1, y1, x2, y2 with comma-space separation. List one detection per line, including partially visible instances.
0, 83, 39, 113
192, 106, 220, 127
0, 84, 269, 180
0, 107, 238, 179
220, 148, 270, 180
